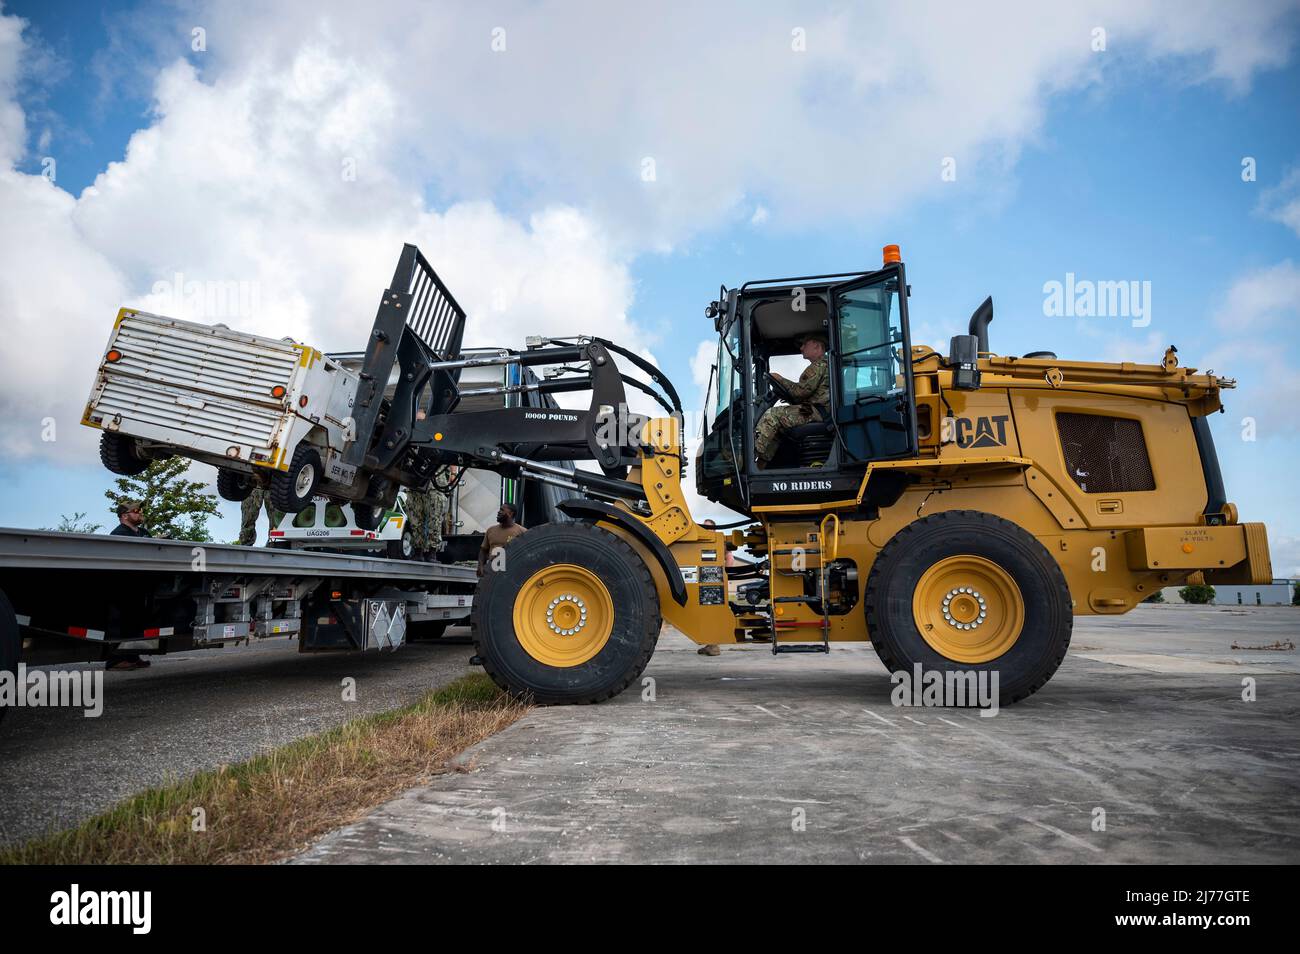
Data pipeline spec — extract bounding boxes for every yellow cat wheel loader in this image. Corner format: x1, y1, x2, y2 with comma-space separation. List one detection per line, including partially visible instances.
371, 244, 1272, 706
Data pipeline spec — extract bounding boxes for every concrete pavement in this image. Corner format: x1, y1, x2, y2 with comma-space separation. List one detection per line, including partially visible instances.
296, 605, 1300, 864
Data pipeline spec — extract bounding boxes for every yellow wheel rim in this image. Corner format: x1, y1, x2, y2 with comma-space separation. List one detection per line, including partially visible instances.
912, 555, 1024, 664
512, 563, 614, 668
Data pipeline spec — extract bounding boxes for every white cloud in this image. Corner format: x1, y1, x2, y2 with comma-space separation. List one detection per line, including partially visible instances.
1205, 261, 1300, 436
0, 10, 24, 169
107, 0, 1300, 248
0, 0, 1297, 471
0, 27, 640, 464
1212, 259, 1300, 331
1258, 167, 1300, 238
689, 339, 715, 401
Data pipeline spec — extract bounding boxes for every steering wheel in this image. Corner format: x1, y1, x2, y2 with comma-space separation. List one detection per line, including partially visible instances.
763, 370, 796, 404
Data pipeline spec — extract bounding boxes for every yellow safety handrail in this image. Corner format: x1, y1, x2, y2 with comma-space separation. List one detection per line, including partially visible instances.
819, 513, 840, 562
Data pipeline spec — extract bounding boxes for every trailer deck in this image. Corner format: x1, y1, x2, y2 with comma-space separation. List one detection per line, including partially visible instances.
0, 528, 476, 670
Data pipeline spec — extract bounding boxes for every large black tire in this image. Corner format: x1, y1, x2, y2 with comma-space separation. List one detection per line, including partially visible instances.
472, 522, 661, 705
0, 588, 18, 723
863, 510, 1072, 706
353, 476, 389, 531
216, 468, 257, 502
99, 431, 150, 476
268, 445, 321, 513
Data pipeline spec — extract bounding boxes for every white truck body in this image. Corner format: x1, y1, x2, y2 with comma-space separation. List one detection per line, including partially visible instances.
269, 494, 413, 557
83, 309, 362, 490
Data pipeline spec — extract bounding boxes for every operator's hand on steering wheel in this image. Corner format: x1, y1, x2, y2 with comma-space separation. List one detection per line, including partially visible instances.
766, 371, 794, 403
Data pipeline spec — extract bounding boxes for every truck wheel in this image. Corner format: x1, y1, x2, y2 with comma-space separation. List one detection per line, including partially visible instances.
353, 477, 389, 531
386, 528, 414, 560
472, 522, 661, 705
216, 468, 256, 502
269, 445, 321, 513
863, 510, 1072, 706
99, 432, 150, 476
0, 588, 18, 723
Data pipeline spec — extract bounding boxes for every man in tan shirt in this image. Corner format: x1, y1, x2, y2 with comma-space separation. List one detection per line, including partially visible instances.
478, 502, 527, 576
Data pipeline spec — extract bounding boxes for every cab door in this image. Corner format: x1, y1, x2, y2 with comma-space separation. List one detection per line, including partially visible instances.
829, 266, 917, 461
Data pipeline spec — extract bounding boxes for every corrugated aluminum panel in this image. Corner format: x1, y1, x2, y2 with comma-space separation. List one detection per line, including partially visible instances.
95, 377, 283, 448
109, 312, 299, 406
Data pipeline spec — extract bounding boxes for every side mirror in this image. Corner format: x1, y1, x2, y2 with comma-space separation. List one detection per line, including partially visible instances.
948, 335, 981, 391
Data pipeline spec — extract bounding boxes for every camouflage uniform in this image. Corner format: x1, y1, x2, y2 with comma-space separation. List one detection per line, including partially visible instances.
754, 355, 830, 463
404, 470, 451, 555
238, 487, 274, 545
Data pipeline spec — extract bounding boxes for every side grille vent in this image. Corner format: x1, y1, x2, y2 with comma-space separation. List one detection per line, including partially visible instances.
1056, 412, 1155, 494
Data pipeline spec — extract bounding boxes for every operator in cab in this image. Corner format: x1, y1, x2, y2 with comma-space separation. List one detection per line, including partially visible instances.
754, 333, 829, 468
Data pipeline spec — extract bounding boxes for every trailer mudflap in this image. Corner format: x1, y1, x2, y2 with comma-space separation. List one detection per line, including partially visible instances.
1124, 522, 1271, 584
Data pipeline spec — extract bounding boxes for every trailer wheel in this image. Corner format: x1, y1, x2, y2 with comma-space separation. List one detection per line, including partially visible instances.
0, 588, 18, 723
269, 445, 321, 513
216, 468, 257, 502
863, 510, 1072, 706
99, 432, 150, 476
473, 522, 661, 705
386, 527, 415, 560
353, 477, 389, 531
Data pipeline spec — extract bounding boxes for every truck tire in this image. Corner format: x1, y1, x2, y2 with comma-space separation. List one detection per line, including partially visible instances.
386, 527, 415, 560
472, 522, 661, 705
353, 477, 389, 531
216, 468, 256, 502
269, 445, 321, 513
99, 432, 150, 476
863, 510, 1072, 706
0, 588, 18, 723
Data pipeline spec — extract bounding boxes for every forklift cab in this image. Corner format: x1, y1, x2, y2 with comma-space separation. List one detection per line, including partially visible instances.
696, 253, 918, 513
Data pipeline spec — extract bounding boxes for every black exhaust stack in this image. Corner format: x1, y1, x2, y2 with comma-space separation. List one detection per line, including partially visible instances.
968, 296, 993, 354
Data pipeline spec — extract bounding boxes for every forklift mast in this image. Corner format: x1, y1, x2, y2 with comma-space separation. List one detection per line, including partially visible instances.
349, 245, 685, 507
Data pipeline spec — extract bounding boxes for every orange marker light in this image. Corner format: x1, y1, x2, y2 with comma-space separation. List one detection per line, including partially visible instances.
883, 244, 901, 264
271, 385, 287, 398
434, 432, 443, 441
1181, 543, 1194, 554
298, 395, 308, 408
105, 349, 122, 362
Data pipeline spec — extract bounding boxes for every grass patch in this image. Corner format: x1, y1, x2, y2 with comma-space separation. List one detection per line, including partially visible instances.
0, 673, 525, 865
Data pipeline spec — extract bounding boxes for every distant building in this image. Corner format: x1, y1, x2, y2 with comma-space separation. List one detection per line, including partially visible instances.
1160, 579, 1296, 606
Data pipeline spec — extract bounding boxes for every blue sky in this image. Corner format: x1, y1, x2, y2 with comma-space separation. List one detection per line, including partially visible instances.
0, 1, 1297, 571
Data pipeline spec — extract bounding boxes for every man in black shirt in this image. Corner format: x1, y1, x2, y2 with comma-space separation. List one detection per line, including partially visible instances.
105, 501, 152, 669
110, 501, 152, 538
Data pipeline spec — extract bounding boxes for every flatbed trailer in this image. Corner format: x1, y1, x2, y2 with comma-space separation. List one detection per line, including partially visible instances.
0, 528, 475, 672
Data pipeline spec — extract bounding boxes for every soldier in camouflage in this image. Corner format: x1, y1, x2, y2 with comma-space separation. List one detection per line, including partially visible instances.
754, 333, 830, 467
404, 467, 451, 560
238, 486, 274, 546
